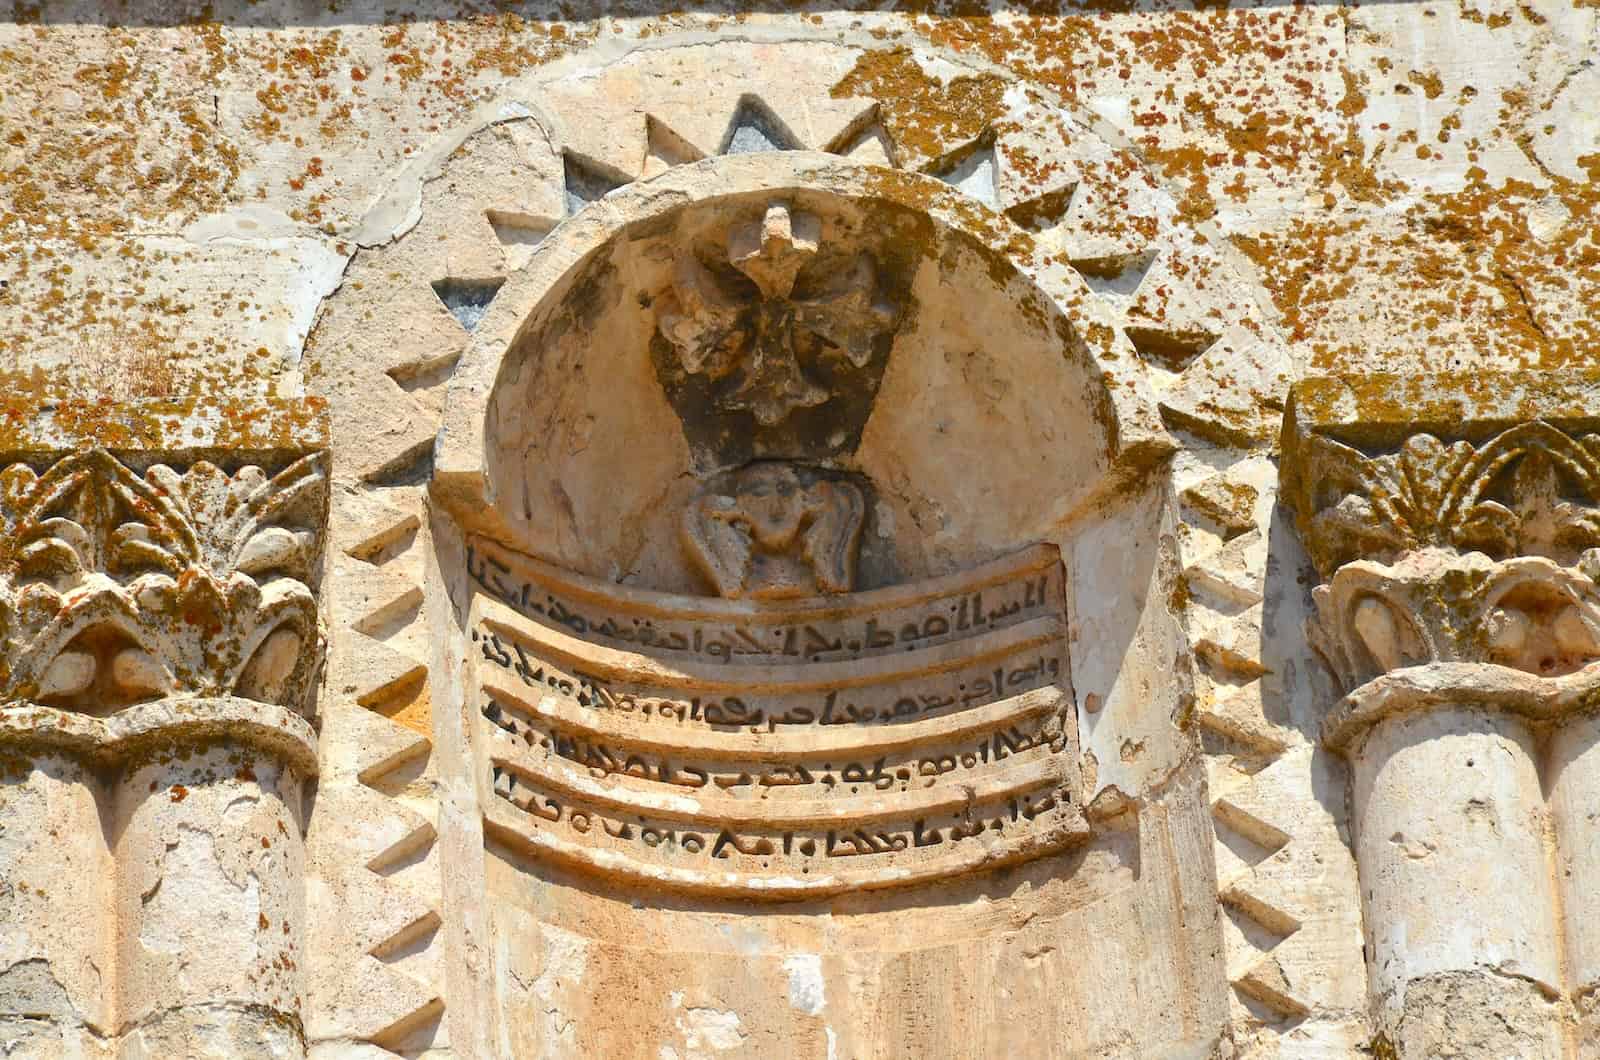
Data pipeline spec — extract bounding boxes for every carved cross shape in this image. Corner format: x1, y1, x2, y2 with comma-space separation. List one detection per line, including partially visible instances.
656, 203, 899, 427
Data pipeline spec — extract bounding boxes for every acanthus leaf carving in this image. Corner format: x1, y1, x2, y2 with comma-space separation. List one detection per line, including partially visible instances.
1298, 422, 1600, 577
0, 448, 328, 716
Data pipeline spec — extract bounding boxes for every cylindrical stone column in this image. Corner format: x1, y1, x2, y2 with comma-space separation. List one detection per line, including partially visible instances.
109, 699, 315, 1059
1345, 705, 1565, 1057
0, 743, 115, 1056
1549, 710, 1600, 1046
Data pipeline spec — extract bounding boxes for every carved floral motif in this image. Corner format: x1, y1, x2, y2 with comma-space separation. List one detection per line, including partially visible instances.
655, 203, 900, 426
682, 463, 864, 599
1295, 422, 1600, 576
0, 448, 327, 715
1309, 552, 1600, 693
1284, 418, 1600, 696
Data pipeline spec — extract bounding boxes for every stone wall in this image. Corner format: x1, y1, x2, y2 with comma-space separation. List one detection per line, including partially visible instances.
0, 2, 1595, 1057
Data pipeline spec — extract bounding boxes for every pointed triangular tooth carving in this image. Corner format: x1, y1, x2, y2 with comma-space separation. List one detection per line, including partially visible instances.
1126, 323, 1220, 375
357, 280, 472, 381
430, 277, 505, 334
1004, 180, 1078, 233
1233, 953, 1312, 1020
1185, 528, 1267, 607
346, 787, 435, 874
329, 631, 428, 708
1125, 284, 1221, 376
321, 703, 431, 787
1194, 602, 1268, 678
1157, 330, 1295, 448
1181, 475, 1261, 541
929, 138, 998, 208
368, 994, 446, 1055
1222, 878, 1302, 943
362, 436, 437, 490
1196, 682, 1291, 756
325, 864, 441, 959
484, 210, 556, 273
810, 97, 888, 155
836, 123, 897, 167
1053, 161, 1158, 281
641, 114, 706, 179
1068, 248, 1158, 299
333, 556, 424, 640
337, 493, 421, 566
563, 152, 629, 216
723, 91, 878, 156
311, 782, 436, 873
338, 383, 439, 486
720, 95, 803, 154
306, 950, 442, 1048
1211, 802, 1285, 888
1212, 795, 1293, 861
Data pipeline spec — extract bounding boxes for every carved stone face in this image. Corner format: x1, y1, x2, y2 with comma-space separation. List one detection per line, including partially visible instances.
719, 463, 810, 550
682, 463, 866, 599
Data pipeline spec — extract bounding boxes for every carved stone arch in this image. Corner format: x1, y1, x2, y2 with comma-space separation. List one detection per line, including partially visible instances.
303, 28, 1294, 1055
414, 134, 1225, 1052
435, 152, 1163, 586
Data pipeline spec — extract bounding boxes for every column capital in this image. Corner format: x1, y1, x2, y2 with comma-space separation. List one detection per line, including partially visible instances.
1282, 373, 1600, 746
0, 398, 329, 722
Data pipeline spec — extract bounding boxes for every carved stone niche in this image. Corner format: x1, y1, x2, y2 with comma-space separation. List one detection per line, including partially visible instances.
0, 400, 326, 1058
1283, 372, 1600, 1058
436, 154, 1197, 1056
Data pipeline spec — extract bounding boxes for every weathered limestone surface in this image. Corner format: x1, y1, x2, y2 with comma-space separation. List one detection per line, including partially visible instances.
1, 2, 1596, 1058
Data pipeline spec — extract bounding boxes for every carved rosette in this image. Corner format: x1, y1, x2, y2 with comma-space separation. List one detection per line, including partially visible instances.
0, 447, 328, 716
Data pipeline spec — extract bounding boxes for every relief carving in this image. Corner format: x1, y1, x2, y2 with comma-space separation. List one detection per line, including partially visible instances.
1292, 421, 1600, 692
1310, 552, 1600, 693
682, 463, 865, 599
469, 536, 1085, 898
1283, 380, 1600, 1053
655, 202, 900, 427
0, 448, 327, 715
1293, 422, 1600, 576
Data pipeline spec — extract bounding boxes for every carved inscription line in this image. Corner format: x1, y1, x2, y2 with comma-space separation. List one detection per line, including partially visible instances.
481, 679, 1070, 762
487, 768, 1082, 900
470, 537, 1086, 897
477, 627, 1066, 731
487, 739, 1070, 827
477, 603, 1064, 694
468, 537, 1063, 665
470, 537, 1060, 621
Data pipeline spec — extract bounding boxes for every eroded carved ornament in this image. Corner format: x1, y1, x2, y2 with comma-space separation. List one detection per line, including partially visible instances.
682, 463, 864, 599
0, 448, 327, 715
1293, 423, 1600, 684
655, 202, 900, 426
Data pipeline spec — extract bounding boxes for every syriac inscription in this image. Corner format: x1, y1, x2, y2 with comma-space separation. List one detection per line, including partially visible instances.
473, 535, 1086, 898
467, 536, 1061, 664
